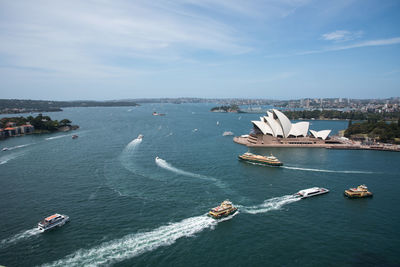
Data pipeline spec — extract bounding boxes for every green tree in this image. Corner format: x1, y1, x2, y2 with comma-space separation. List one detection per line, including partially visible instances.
60, 119, 71, 126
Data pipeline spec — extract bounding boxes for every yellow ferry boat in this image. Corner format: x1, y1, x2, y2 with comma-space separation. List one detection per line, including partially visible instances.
238, 152, 283, 166
208, 200, 238, 219
344, 184, 373, 198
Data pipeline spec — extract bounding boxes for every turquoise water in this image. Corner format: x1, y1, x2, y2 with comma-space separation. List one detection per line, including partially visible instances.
0, 104, 399, 266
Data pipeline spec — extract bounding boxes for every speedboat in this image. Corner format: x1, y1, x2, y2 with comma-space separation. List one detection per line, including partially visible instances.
294, 187, 329, 199
38, 214, 69, 232
137, 134, 144, 140
2, 147, 9, 151
344, 185, 373, 198
72, 135, 78, 139
238, 152, 283, 167
208, 200, 238, 219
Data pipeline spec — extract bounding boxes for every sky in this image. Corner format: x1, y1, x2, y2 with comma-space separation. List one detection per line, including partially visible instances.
0, 0, 399, 100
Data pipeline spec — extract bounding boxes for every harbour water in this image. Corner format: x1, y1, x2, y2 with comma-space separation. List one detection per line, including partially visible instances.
1, 103, 400, 266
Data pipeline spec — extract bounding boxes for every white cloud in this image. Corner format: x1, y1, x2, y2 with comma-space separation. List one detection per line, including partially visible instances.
298, 37, 400, 55
321, 30, 363, 42
0, 0, 255, 77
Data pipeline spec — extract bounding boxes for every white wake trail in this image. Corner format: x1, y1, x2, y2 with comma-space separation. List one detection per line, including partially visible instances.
43, 215, 218, 267
154, 157, 227, 190
124, 137, 143, 152
0, 228, 40, 248
8, 143, 33, 150
282, 166, 373, 174
239, 195, 300, 215
0, 152, 24, 165
45, 134, 71, 140
155, 157, 205, 179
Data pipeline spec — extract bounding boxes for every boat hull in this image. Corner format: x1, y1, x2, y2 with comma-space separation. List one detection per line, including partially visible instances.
238, 156, 283, 166
38, 216, 69, 232
208, 207, 238, 219
344, 191, 373, 198
294, 188, 329, 199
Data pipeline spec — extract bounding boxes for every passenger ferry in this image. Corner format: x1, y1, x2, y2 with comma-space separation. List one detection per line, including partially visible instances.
208, 200, 238, 219
344, 185, 373, 198
238, 152, 283, 166
294, 187, 329, 199
38, 214, 69, 232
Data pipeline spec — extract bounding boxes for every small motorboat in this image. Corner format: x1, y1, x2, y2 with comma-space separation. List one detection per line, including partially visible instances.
2, 147, 9, 151
208, 200, 238, 219
72, 135, 78, 139
344, 185, 373, 198
294, 187, 329, 199
222, 131, 234, 136
38, 213, 69, 232
137, 134, 144, 140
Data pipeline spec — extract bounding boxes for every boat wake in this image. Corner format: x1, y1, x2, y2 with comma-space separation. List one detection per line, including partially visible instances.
0, 152, 24, 165
7, 143, 33, 150
43, 215, 218, 267
239, 195, 300, 215
45, 134, 71, 140
154, 157, 226, 189
124, 137, 143, 152
0, 228, 40, 248
282, 166, 373, 174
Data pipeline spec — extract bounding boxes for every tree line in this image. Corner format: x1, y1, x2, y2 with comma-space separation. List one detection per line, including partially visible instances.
1, 114, 73, 132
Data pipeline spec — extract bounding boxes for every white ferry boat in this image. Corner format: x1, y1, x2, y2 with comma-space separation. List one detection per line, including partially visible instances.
38, 214, 69, 232
294, 187, 329, 199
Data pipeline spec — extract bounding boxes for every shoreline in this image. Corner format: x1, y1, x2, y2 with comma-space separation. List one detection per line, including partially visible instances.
233, 136, 400, 152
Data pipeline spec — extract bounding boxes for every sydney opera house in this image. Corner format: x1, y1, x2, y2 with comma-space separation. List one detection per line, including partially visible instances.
234, 109, 341, 147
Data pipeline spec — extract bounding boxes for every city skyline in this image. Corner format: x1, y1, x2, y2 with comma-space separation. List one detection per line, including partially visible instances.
1, 0, 400, 100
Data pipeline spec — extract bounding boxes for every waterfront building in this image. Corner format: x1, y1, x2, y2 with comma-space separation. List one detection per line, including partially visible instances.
235, 109, 335, 147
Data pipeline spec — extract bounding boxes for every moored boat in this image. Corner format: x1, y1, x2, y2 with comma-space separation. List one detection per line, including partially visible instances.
294, 187, 329, 199
344, 184, 373, 198
38, 213, 69, 232
208, 200, 238, 219
238, 152, 283, 166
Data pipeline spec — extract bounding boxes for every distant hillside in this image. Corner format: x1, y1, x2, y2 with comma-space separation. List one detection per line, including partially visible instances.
0, 99, 139, 114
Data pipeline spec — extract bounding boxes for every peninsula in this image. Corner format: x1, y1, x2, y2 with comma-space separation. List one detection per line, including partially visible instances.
0, 99, 139, 114
210, 104, 243, 113
233, 109, 400, 152
0, 114, 78, 139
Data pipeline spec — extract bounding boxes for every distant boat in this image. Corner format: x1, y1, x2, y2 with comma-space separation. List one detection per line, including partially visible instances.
2, 147, 9, 151
223, 131, 234, 136
38, 213, 69, 232
217, 121, 219, 125
192, 128, 198, 132
344, 185, 373, 198
238, 152, 283, 167
294, 187, 329, 199
72, 135, 78, 139
153, 112, 166, 116
137, 134, 144, 140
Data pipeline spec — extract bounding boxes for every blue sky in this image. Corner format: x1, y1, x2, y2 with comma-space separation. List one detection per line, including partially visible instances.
0, 0, 399, 100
